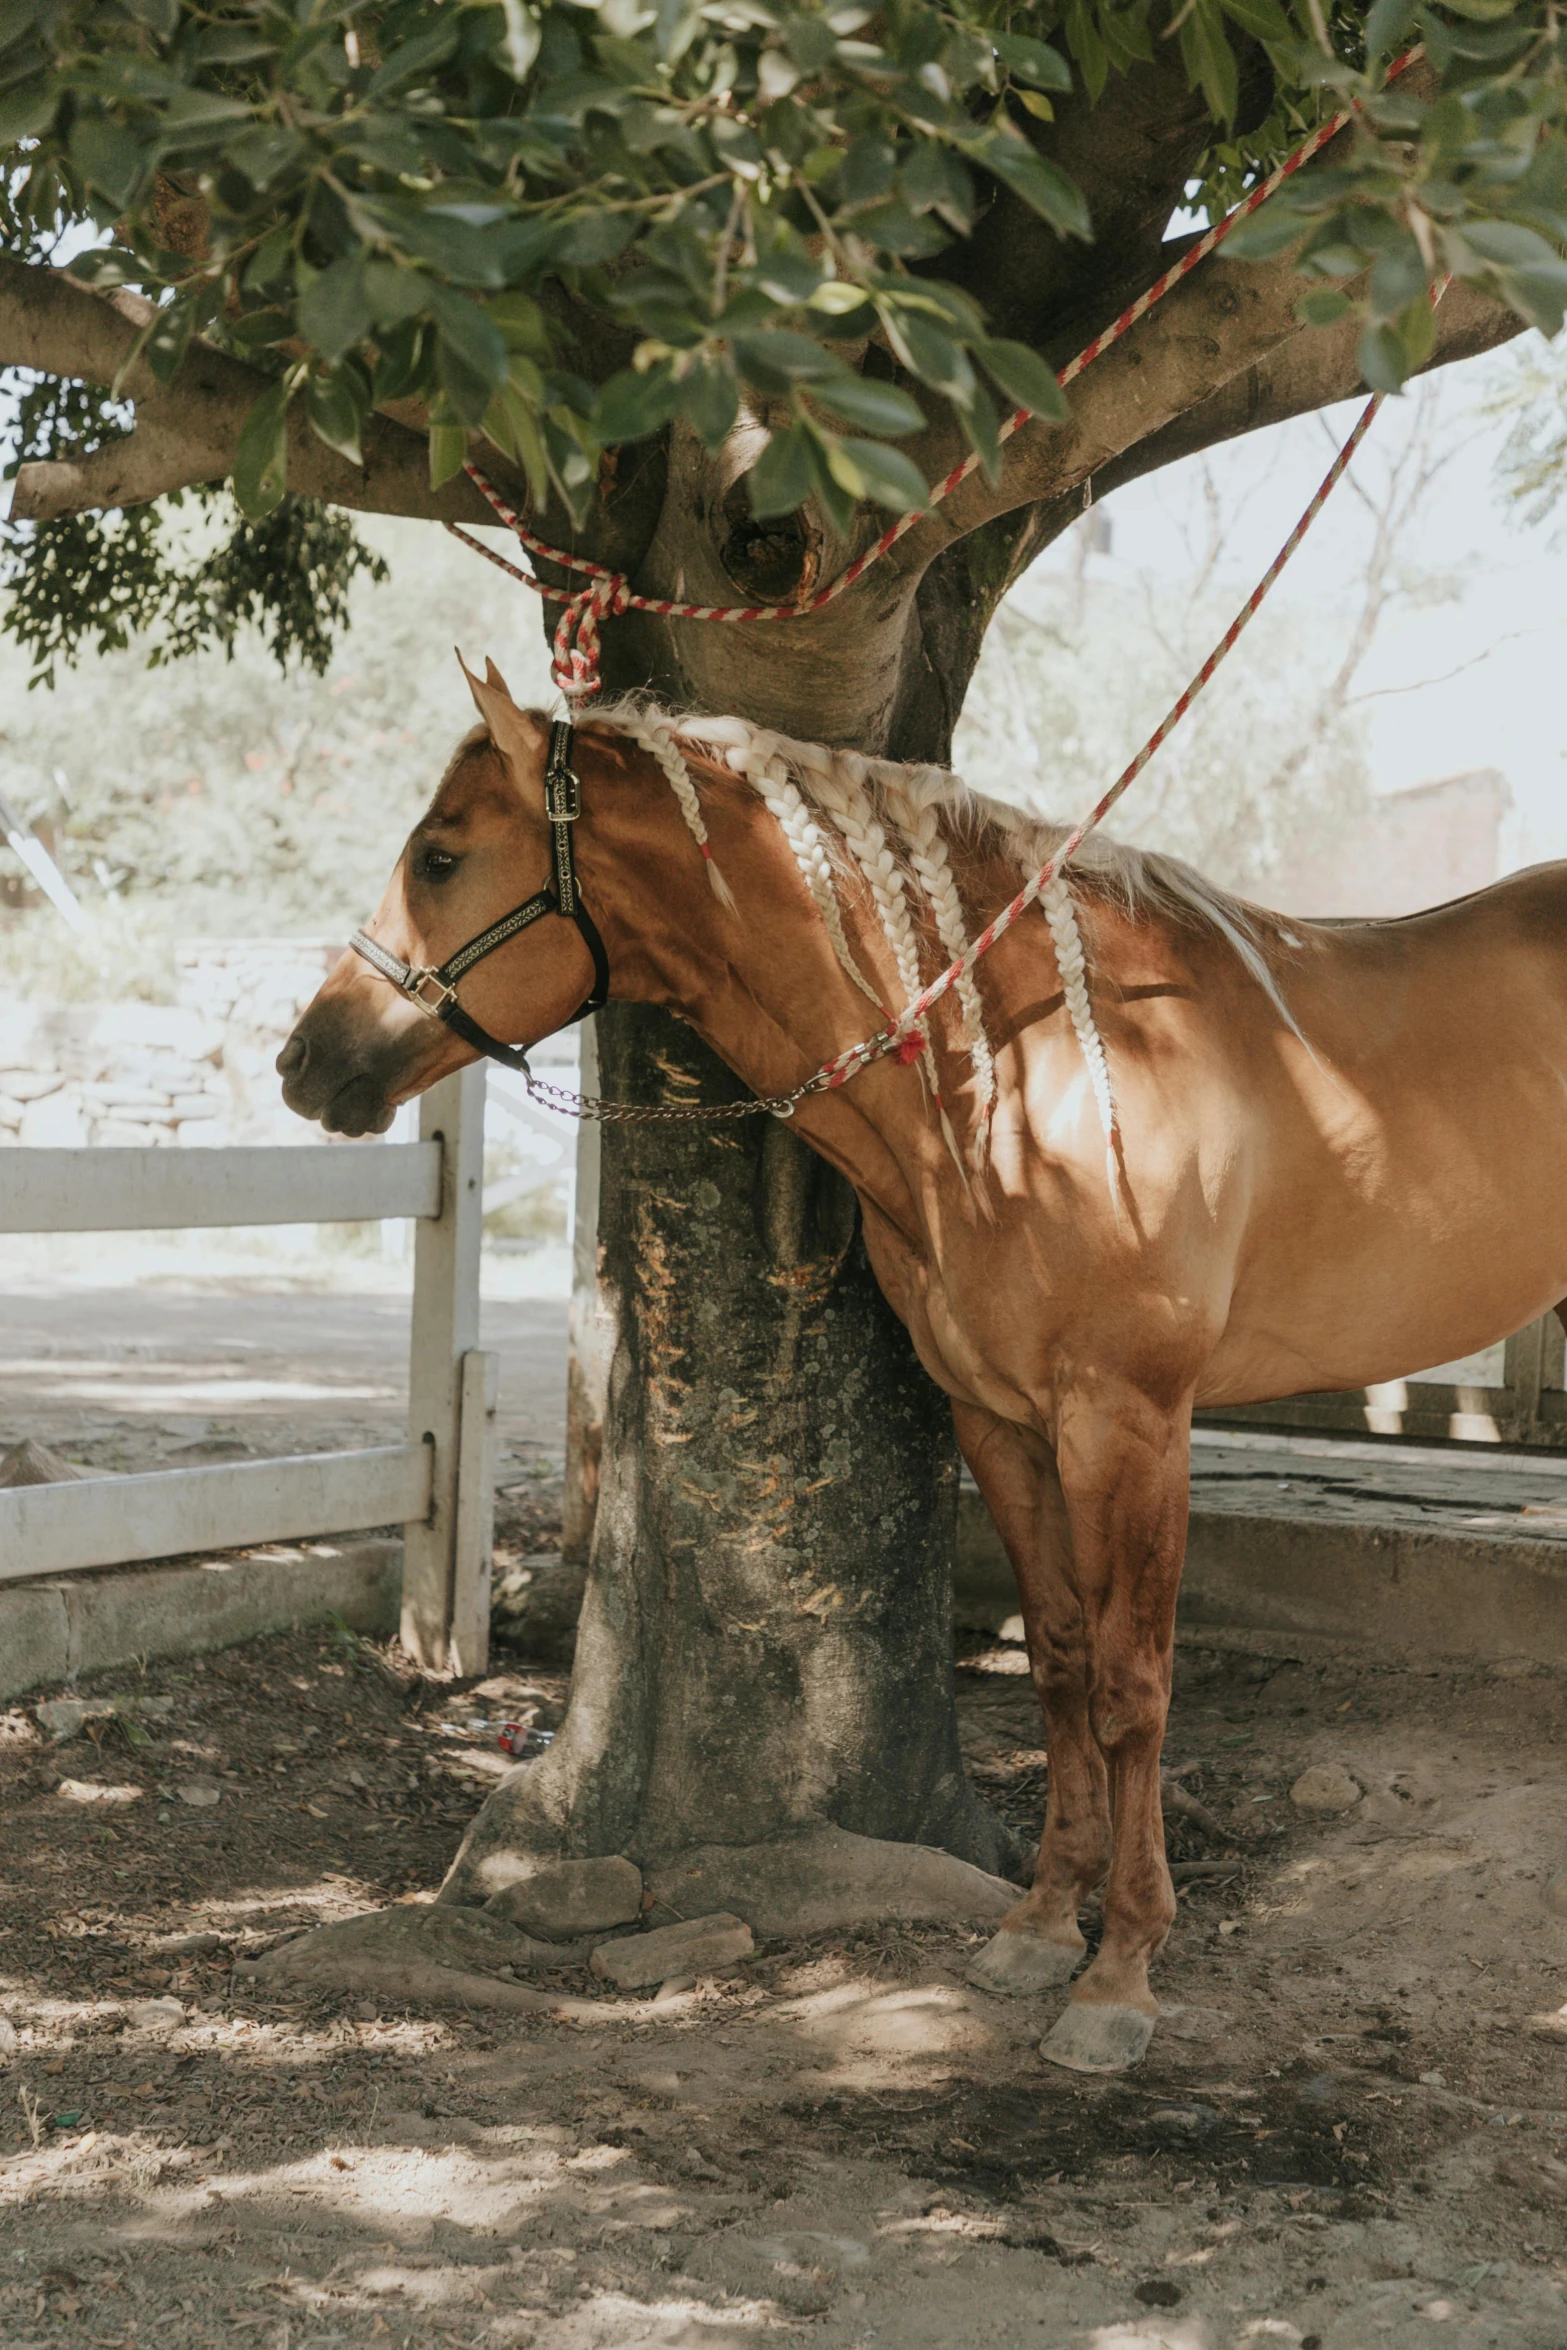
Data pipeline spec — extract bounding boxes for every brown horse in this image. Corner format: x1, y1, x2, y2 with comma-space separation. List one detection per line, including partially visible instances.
279, 661, 1567, 2073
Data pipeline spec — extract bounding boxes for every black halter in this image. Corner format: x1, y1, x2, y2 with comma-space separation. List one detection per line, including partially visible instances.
348, 719, 609, 1075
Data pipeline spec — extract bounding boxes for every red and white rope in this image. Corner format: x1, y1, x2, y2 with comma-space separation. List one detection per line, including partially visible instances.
448, 52, 1416, 699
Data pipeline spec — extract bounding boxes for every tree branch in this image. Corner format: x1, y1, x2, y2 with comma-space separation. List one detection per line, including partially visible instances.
0, 255, 510, 528
1085, 276, 1520, 506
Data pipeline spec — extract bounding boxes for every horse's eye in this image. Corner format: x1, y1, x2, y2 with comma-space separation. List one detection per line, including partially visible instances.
416, 848, 458, 884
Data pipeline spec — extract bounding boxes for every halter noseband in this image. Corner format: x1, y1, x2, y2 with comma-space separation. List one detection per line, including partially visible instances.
347, 719, 609, 1075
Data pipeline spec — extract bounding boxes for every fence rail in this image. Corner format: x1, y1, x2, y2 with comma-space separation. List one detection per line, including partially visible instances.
0, 1067, 495, 1671
0, 1141, 443, 1232
0, 1441, 433, 1581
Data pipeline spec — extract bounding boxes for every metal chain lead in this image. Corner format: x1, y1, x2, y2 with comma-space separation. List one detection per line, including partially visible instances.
519, 1066, 865, 1123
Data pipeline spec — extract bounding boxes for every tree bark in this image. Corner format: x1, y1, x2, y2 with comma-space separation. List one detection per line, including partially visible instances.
443, 1003, 1016, 1904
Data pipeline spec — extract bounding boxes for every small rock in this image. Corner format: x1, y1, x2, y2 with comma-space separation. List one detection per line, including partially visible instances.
1541, 1872, 1567, 1917
0, 1438, 85, 1488
590, 1912, 754, 1991
35, 1694, 172, 1742
176, 1780, 221, 1808
128, 1998, 185, 2032
1290, 1764, 1362, 1816
36, 1698, 116, 1743
486, 1856, 643, 1941
1135, 2280, 1183, 2309
0, 2013, 17, 2057
1419, 2069, 1447, 2087
57, 1779, 141, 1804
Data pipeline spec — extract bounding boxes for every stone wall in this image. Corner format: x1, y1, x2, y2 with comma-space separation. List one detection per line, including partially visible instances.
0, 939, 342, 1151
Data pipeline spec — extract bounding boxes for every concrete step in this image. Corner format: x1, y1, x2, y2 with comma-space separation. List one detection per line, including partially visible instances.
955, 1428, 1567, 1671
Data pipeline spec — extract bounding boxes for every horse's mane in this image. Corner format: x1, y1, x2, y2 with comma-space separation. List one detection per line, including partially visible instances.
579, 699, 1296, 1178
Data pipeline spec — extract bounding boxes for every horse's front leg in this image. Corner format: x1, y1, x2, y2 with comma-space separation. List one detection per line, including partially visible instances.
1037, 1383, 1191, 2075
953, 1403, 1111, 1995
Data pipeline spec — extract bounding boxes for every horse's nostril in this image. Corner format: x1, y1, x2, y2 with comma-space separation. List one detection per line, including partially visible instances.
276, 1034, 308, 1079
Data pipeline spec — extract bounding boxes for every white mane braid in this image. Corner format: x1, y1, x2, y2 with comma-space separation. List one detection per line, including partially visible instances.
590, 703, 1296, 1184
591, 700, 1149, 1181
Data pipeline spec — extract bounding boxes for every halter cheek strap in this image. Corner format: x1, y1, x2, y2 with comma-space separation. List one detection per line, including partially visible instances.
347, 720, 609, 1075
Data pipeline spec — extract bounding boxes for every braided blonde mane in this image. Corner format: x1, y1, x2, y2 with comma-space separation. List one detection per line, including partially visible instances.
588, 700, 1141, 1182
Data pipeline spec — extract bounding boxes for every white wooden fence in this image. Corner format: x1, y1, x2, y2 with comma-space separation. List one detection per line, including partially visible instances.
0, 1064, 496, 1675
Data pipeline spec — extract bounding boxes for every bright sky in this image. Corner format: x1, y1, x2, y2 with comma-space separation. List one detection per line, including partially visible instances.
1026, 339, 1567, 871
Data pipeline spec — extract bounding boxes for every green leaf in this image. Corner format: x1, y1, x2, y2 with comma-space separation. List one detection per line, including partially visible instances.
430, 287, 509, 423
1369, 237, 1428, 318
297, 255, 373, 365
191, 26, 279, 64
224, 125, 305, 192
1179, 0, 1239, 127
972, 129, 1092, 240
1295, 285, 1354, 325
809, 374, 925, 436
69, 116, 148, 208
144, 290, 202, 385
65, 247, 144, 290
825, 436, 929, 513
306, 369, 366, 466
748, 425, 814, 518
1220, 199, 1305, 261
594, 364, 682, 441
554, 211, 637, 266
1357, 318, 1410, 394
364, 261, 431, 331
974, 336, 1067, 422
1396, 290, 1438, 370
0, 78, 55, 146
1459, 218, 1563, 270
482, 384, 548, 505
992, 30, 1073, 89
1216, 0, 1293, 43
732, 329, 842, 392
369, 21, 460, 96
679, 360, 740, 451
232, 381, 290, 520
879, 308, 974, 404
429, 419, 469, 489
1363, 0, 1419, 60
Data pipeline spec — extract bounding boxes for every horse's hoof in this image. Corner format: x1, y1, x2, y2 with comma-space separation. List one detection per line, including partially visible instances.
1039, 1999, 1155, 2074
966, 1926, 1084, 1995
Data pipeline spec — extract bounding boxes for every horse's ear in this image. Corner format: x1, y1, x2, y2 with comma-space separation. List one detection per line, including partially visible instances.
454, 649, 547, 804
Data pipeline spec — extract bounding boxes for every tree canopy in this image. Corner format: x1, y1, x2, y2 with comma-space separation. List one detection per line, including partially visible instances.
0, 0, 1561, 677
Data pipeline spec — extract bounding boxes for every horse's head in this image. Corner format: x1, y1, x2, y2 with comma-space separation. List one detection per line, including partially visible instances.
278, 659, 603, 1135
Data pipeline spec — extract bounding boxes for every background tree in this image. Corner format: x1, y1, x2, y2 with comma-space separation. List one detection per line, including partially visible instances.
0, 0, 1546, 1930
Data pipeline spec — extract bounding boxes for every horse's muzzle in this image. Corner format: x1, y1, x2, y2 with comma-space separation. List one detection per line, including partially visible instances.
276, 1022, 398, 1136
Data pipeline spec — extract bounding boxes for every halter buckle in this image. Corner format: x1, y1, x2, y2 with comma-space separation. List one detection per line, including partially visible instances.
544, 764, 581, 825
402, 966, 458, 1018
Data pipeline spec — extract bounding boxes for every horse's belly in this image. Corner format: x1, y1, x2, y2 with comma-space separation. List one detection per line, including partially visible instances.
1201, 1172, 1567, 1407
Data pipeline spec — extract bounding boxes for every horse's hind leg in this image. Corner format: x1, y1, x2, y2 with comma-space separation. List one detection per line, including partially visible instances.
1037, 1383, 1190, 2075
954, 1404, 1112, 1997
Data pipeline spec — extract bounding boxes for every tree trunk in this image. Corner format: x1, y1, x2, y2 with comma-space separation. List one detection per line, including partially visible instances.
443, 1002, 1017, 1905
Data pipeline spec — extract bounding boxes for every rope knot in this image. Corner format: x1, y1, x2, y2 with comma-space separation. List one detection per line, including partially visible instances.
893, 1028, 927, 1066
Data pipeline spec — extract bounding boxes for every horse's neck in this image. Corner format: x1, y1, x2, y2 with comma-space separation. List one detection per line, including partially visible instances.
594, 776, 966, 1225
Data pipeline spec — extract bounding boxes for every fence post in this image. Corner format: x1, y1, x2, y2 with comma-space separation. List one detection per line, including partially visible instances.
403, 1062, 487, 1671
563, 1017, 611, 1563
450, 1346, 498, 1674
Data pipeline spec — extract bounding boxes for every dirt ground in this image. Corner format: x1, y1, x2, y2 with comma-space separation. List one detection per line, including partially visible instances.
6, 1604, 1567, 2350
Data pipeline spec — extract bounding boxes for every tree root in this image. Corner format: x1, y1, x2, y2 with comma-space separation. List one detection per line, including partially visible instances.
241, 1826, 1016, 2011
642, 1824, 1016, 1936
236, 1902, 597, 2010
